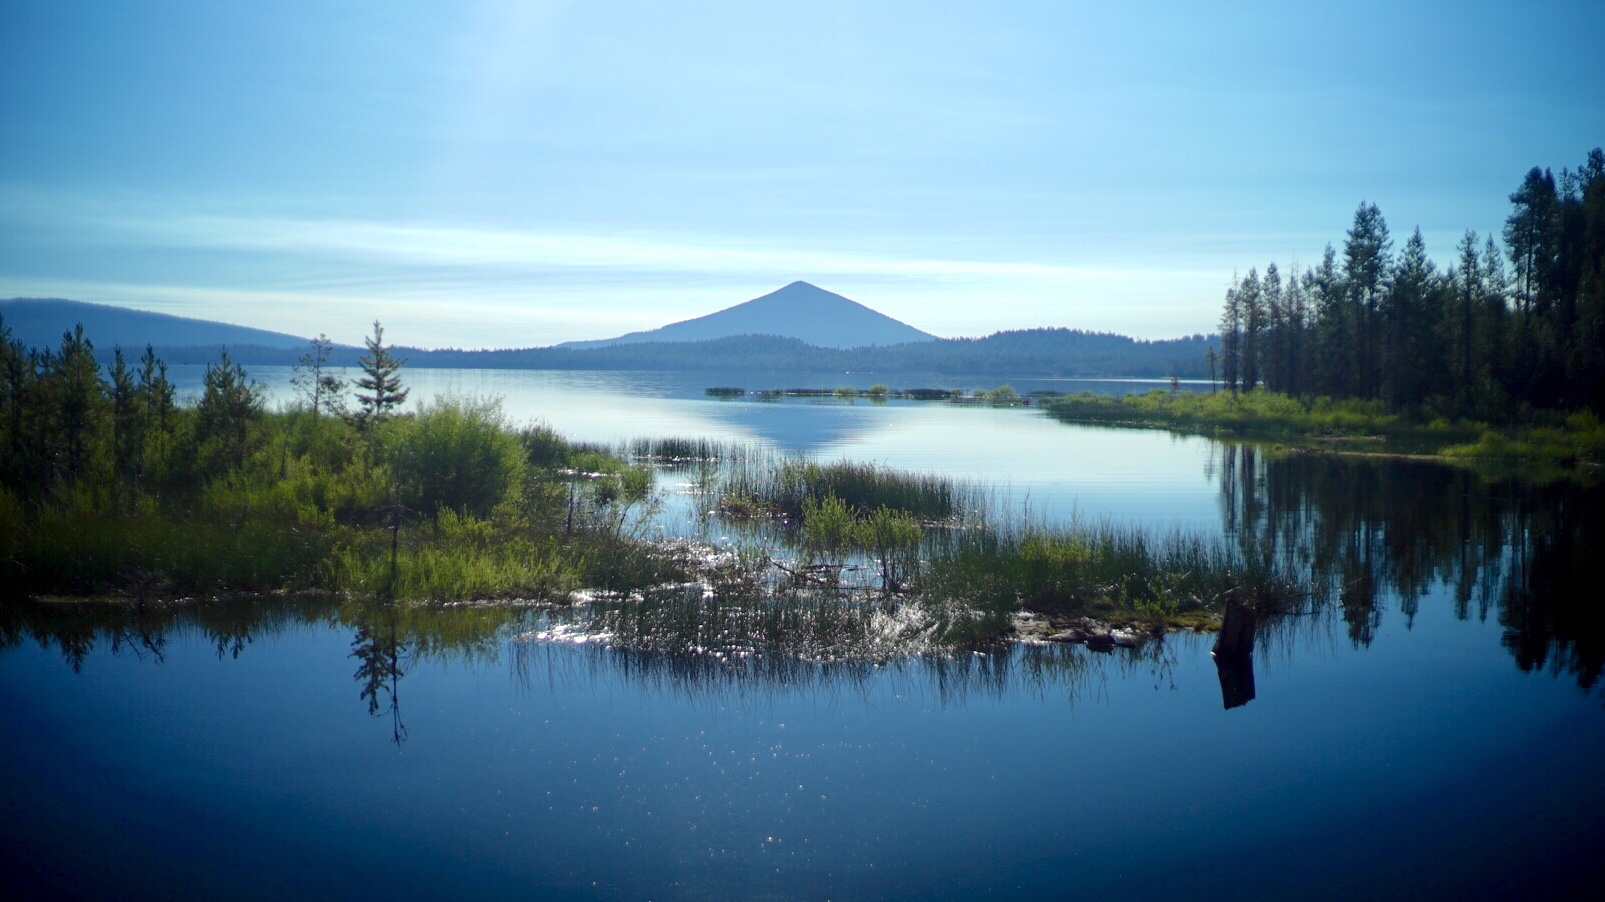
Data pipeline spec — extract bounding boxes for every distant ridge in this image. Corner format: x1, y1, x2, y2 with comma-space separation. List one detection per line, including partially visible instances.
417, 329, 1218, 379
1, 298, 312, 353
559, 281, 938, 350
1, 294, 1219, 379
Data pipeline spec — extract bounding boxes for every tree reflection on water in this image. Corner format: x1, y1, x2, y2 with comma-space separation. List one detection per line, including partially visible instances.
350, 607, 409, 745
1214, 443, 1603, 689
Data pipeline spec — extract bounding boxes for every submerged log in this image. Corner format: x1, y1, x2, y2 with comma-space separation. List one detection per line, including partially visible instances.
1212, 600, 1257, 709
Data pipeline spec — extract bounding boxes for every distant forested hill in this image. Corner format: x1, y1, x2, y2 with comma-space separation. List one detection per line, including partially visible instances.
4, 296, 1216, 378
408, 329, 1217, 378
1, 298, 312, 352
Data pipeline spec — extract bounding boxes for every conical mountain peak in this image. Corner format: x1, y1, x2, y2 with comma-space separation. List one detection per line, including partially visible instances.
559, 282, 936, 350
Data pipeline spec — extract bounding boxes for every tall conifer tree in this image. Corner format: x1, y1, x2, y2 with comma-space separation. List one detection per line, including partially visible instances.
355, 321, 409, 427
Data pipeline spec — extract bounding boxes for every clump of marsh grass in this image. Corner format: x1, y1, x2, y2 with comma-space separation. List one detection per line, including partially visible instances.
717, 454, 985, 522
915, 514, 1310, 631
626, 436, 755, 468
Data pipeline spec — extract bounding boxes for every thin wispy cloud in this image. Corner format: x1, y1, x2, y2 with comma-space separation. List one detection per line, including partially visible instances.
133, 212, 1213, 285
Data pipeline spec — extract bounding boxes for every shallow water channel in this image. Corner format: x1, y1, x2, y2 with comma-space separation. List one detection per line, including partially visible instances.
3, 369, 1602, 899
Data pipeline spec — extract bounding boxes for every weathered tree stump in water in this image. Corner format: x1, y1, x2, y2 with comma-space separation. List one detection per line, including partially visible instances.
1212, 600, 1257, 709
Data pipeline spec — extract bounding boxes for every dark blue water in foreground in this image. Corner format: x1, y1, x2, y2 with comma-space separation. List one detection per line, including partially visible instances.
3, 593, 1602, 900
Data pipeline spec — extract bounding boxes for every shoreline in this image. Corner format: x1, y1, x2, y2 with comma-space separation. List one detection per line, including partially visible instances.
1041, 388, 1604, 480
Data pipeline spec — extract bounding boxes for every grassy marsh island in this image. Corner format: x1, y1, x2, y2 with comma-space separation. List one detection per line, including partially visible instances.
686, 453, 1305, 650
1042, 387, 1605, 476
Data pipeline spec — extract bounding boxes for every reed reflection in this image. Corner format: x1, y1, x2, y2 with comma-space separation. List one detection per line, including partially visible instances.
509, 630, 1154, 711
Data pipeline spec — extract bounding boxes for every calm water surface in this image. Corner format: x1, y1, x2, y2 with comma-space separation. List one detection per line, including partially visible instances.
3, 369, 1602, 899
175, 366, 1223, 528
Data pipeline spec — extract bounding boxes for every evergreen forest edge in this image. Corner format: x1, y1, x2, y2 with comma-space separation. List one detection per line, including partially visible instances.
1043, 147, 1605, 472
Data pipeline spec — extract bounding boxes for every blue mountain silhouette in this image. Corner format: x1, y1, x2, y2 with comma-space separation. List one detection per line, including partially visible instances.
1, 297, 311, 352
559, 281, 937, 350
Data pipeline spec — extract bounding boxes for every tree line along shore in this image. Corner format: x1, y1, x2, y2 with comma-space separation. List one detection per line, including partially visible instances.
1197, 149, 1604, 437
1035, 147, 1605, 477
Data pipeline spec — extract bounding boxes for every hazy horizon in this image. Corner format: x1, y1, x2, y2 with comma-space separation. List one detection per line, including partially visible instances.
2, 1, 1600, 350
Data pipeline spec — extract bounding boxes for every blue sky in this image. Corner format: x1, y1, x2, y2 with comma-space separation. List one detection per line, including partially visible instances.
1, 0, 1600, 348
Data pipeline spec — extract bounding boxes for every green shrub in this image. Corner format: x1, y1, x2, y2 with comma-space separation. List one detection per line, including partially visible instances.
856, 505, 923, 592
382, 395, 527, 518
802, 494, 856, 565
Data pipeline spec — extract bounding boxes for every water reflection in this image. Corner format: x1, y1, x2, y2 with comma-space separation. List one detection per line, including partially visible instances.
0, 595, 1185, 731
3, 449, 1599, 735
350, 607, 409, 745
0, 593, 322, 673
506, 633, 1163, 710
1215, 444, 1605, 690
1211, 600, 1257, 709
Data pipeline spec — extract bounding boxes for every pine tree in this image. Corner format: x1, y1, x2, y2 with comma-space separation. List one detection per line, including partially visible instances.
1262, 263, 1286, 392
1219, 280, 1243, 393
196, 347, 264, 473
1343, 203, 1392, 399
355, 321, 409, 427
293, 333, 345, 418
1383, 228, 1435, 409
49, 324, 106, 484
1504, 167, 1558, 325
107, 346, 142, 495
1578, 149, 1605, 411
1283, 264, 1309, 396
1308, 245, 1347, 397
1480, 236, 1512, 411
138, 344, 174, 435
1451, 231, 1482, 414
1240, 268, 1265, 391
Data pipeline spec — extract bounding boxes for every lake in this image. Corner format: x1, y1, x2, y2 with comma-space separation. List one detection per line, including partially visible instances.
3, 368, 1601, 899
173, 366, 1225, 528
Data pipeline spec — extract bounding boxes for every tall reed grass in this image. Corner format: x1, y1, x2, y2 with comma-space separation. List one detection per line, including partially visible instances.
717, 453, 984, 521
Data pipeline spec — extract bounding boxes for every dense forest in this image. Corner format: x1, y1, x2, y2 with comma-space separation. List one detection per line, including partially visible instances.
1215, 148, 1605, 419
